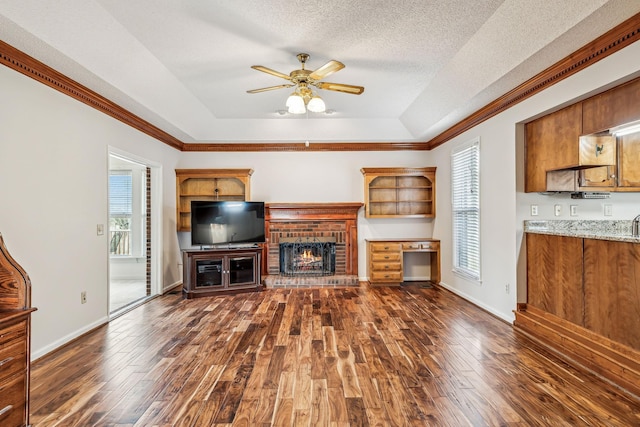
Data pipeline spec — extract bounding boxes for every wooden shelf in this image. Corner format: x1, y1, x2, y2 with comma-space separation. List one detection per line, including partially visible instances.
361, 167, 436, 218
176, 169, 253, 232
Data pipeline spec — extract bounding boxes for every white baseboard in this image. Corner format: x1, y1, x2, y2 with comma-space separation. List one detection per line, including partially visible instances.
31, 316, 109, 361
163, 280, 182, 294
437, 281, 515, 323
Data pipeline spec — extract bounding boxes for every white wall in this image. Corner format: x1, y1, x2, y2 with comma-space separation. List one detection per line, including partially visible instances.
430, 40, 640, 322
177, 151, 434, 277
0, 65, 183, 359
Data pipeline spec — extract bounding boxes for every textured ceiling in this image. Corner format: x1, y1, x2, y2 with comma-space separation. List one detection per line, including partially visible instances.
1, 0, 640, 144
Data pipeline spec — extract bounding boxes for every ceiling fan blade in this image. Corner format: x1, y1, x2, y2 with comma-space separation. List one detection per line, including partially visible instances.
251, 65, 291, 81
316, 82, 364, 95
309, 60, 345, 81
246, 84, 294, 94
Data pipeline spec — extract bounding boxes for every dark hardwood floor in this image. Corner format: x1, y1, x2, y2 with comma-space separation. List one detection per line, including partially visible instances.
30, 285, 640, 426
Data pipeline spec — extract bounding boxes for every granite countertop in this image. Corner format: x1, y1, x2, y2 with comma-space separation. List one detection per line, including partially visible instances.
524, 220, 640, 243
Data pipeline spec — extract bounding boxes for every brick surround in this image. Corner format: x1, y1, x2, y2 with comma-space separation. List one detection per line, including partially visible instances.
264, 203, 363, 284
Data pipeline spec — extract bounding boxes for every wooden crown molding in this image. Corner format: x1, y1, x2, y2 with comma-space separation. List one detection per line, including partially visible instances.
2, 11, 639, 152
181, 141, 429, 152
0, 40, 184, 151
425, 11, 640, 150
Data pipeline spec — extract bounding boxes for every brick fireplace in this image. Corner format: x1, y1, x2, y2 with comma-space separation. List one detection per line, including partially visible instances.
263, 202, 362, 287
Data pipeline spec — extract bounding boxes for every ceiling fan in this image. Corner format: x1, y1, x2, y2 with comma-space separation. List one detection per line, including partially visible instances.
247, 53, 364, 114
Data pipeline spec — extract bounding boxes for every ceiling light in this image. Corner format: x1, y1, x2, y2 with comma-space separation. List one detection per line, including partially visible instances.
284, 85, 326, 114
286, 92, 306, 114
610, 120, 640, 136
307, 95, 326, 113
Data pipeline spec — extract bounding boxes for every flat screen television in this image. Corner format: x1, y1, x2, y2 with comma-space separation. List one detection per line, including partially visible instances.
190, 201, 266, 247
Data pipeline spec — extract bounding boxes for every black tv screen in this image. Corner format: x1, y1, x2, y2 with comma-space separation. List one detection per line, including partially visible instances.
190, 201, 265, 246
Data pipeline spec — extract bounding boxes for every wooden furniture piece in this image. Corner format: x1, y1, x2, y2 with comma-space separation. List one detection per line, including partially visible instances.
182, 247, 262, 298
0, 233, 36, 427
525, 75, 640, 193
366, 238, 440, 286
176, 169, 253, 232
361, 167, 436, 218
515, 232, 640, 398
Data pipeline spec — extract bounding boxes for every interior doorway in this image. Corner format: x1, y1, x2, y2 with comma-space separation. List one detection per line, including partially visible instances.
108, 150, 161, 315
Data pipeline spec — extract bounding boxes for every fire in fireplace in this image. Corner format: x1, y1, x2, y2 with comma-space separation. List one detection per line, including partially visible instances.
279, 237, 336, 277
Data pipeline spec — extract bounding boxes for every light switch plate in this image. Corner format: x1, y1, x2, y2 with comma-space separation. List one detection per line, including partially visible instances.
97, 224, 104, 235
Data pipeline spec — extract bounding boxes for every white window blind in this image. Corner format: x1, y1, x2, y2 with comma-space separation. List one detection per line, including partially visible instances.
109, 171, 133, 217
451, 139, 480, 281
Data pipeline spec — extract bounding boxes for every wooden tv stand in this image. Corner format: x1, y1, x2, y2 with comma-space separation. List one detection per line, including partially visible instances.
366, 238, 440, 286
182, 247, 262, 299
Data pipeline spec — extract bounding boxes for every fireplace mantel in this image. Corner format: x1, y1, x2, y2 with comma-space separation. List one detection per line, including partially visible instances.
266, 202, 364, 220
264, 202, 363, 277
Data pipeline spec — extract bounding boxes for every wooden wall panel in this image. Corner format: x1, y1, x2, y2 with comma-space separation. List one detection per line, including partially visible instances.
583, 239, 640, 351
526, 233, 584, 325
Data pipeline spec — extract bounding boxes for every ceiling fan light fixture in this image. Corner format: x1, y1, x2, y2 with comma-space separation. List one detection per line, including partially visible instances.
307, 95, 326, 113
286, 93, 306, 114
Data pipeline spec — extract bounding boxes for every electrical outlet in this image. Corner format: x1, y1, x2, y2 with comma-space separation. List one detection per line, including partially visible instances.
81, 291, 87, 304
530, 205, 538, 216
604, 204, 613, 216
554, 204, 562, 216
570, 205, 578, 216
505, 283, 510, 294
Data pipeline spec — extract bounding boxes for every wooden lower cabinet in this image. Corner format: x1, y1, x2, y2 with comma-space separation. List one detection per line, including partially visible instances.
516, 232, 640, 398
182, 247, 262, 298
583, 238, 640, 350
526, 233, 583, 325
366, 239, 440, 286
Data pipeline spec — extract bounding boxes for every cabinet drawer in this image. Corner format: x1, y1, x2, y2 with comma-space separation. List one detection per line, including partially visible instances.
0, 321, 26, 347
0, 339, 26, 384
421, 241, 439, 250
402, 241, 439, 250
370, 271, 403, 282
369, 242, 401, 252
371, 252, 401, 262
371, 262, 402, 272
0, 373, 26, 427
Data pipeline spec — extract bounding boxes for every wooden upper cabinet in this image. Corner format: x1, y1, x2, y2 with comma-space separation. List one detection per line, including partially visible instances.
616, 132, 640, 189
176, 169, 253, 232
361, 167, 436, 218
525, 103, 582, 192
582, 77, 640, 135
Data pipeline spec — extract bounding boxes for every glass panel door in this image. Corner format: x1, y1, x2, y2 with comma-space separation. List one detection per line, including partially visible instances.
195, 259, 224, 288
228, 256, 255, 285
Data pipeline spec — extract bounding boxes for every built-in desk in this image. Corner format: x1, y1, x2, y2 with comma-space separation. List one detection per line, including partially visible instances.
366, 238, 440, 286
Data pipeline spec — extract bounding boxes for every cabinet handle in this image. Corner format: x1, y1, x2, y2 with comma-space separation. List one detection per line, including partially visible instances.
0, 357, 13, 367
384, 256, 389, 259
0, 405, 13, 418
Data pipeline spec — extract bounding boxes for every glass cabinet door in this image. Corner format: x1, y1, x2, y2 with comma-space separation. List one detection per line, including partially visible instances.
228, 256, 255, 286
195, 259, 223, 288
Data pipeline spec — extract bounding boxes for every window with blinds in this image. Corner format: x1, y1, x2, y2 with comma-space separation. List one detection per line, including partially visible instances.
451, 138, 480, 281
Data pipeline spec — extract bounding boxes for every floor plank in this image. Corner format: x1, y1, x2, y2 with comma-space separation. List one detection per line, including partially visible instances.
31, 285, 640, 426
